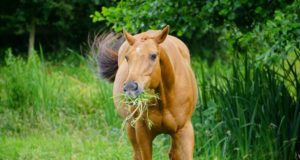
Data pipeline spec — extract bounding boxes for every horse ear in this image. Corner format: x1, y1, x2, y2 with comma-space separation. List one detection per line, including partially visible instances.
123, 29, 135, 45
154, 25, 169, 44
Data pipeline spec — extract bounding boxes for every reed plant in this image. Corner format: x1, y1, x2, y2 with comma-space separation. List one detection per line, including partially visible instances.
193, 53, 300, 159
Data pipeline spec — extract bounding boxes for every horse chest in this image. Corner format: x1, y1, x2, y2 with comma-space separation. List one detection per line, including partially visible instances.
147, 107, 178, 133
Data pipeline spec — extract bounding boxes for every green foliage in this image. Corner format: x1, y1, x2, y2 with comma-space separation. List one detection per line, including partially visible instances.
91, 0, 201, 37
92, 0, 291, 35
230, 2, 300, 64
91, 0, 297, 62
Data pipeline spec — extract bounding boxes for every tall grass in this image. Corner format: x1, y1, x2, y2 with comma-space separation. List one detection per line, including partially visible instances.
0, 49, 121, 135
193, 53, 300, 159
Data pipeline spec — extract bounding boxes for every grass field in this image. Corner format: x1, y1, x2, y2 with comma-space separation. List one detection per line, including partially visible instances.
0, 50, 299, 159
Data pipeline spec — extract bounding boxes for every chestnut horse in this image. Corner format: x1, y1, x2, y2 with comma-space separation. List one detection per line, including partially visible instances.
94, 26, 198, 160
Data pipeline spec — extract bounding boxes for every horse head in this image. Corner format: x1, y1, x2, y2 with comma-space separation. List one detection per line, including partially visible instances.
122, 26, 169, 98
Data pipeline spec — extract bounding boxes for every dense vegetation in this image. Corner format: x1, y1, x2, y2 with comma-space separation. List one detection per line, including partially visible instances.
0, 0, 299, 159
91, 0, 296, 61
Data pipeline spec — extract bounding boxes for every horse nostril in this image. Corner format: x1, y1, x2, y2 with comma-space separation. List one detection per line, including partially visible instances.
124, 81, 139, 92
132, 82, 138, 91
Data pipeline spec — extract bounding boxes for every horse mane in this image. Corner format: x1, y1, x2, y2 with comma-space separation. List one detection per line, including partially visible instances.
90, 32, 124, 82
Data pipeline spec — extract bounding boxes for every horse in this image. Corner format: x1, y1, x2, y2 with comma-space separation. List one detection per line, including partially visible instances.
93, 26, 198, 160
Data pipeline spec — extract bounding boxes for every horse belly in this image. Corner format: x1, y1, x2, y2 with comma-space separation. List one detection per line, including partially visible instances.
171, 67, 198, 127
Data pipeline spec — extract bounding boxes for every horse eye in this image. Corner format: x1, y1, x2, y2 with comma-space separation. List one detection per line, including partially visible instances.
125, 56, 129, 61
149, 53, 157, 60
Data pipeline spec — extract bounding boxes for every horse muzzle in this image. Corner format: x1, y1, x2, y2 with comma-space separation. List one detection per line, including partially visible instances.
123, 81, 142, 98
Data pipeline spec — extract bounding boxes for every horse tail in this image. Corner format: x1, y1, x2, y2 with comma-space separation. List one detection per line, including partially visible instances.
91, 33, 124, 82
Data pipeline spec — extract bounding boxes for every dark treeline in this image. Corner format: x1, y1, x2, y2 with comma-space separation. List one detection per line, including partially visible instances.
0, 0, 115, 56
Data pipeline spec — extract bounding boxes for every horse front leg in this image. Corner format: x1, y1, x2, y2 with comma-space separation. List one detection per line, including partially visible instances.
127, 125, 142, 160
169, 120, 194, 160
135, 120, 154, 160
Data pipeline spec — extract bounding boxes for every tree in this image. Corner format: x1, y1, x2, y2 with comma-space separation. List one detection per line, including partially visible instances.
91, 0, 294, 61
92, 0, 293, 35
1, 1, 64, 55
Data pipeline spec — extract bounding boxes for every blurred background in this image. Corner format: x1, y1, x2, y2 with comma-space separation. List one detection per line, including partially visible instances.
0, 0, 299, 159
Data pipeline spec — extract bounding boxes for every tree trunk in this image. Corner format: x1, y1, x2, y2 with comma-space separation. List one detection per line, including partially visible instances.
28, 19, 36, 56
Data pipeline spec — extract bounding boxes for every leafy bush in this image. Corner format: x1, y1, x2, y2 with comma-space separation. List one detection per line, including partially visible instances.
91, 0, 299, 62
91, 0, 291, 36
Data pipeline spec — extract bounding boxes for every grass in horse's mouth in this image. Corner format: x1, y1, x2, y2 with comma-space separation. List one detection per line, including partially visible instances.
117, 89, 159, 130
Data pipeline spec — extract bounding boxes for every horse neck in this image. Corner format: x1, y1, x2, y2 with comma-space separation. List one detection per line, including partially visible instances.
158, 48, 175, 107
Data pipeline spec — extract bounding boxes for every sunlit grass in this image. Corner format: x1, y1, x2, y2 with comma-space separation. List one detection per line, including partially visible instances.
0, 131, 131, 160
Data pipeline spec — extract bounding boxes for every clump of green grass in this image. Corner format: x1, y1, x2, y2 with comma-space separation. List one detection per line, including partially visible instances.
117, 89, 159, 130
193, 52, 300, 159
